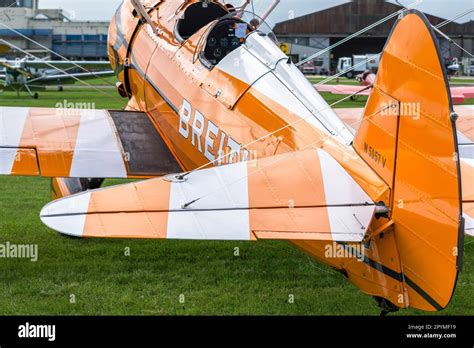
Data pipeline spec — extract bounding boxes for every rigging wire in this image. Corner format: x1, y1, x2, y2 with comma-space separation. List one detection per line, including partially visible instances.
433, 26, 474, 58
176, 6, 474, 206
177, 83, 372, 183
296, 0, 424, 67
180, 97, 396, 209
435, 8, 474, 28
175, 6, 473, 181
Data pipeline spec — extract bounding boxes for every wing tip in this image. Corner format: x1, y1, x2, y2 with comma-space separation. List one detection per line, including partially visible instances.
40, 191, 91, 237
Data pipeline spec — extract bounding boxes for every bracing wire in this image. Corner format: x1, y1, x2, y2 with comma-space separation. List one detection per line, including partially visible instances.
435, 8, 474, 28
175, 6, 473, 182
176, 6, 474, 206
180, 96, 396, 209
177, 84, 372, 183
296, 0, 424, 67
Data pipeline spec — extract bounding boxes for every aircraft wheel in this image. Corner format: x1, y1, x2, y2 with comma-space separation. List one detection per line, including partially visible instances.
58, 86, 64, 92
33, 93, 39, 99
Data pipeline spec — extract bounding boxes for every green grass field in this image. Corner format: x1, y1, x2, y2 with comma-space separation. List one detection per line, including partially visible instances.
0, 83, 473, 316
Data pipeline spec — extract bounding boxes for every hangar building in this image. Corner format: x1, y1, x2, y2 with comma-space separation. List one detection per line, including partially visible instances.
0, 0, 110, 60
273, 0, 474, 73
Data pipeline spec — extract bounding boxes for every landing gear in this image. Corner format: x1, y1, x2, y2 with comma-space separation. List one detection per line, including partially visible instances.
24, 84, 39, 99
374, 296, 399, 316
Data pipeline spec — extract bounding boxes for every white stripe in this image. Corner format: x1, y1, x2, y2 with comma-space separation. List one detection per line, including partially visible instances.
251, 73, 329, 134
0, 107, 29, 174
219, 34, 353, 145
69, 110, 127, 178
217, 45, 270, 87
0, 148, 20, 175
40, 192, 91, 237
167, 161, 250, 240
317, 149, 374, 237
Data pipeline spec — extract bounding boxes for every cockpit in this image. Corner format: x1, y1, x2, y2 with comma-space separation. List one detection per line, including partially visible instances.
175, 2, 274, 67
175, 2, 228, 41
202, 19, 252, 65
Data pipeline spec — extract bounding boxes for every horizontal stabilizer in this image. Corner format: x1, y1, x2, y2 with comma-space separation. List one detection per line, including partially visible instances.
40, 149, 375, 242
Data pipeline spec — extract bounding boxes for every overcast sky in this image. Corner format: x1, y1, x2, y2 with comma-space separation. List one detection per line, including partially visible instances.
38, 0, 474, 26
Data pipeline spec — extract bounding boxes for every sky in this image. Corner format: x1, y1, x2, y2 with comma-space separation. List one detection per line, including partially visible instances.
38, 0, 474, 26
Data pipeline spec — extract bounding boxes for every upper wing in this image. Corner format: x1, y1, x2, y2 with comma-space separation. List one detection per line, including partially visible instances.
334, 105, 474, 236
36, 70, 115, 84
40, 149, 376, 242
0, 107, 181, 178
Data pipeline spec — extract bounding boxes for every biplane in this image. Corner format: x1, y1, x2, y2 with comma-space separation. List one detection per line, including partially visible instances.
0, 0, 472, 314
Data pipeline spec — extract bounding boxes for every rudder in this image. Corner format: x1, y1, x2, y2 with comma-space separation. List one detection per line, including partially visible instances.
353, 10, 463, 311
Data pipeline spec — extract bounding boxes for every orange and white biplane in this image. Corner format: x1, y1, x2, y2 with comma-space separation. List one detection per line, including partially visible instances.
0, 0, 472, 314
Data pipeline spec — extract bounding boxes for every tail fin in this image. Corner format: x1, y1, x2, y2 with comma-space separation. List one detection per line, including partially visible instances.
353, 10, 463, 311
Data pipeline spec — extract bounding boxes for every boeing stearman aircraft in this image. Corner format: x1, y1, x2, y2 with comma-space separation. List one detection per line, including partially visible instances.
0, 0, 472, 314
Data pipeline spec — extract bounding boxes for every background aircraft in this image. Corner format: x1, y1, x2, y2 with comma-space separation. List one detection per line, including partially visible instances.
0, 54, 114, 98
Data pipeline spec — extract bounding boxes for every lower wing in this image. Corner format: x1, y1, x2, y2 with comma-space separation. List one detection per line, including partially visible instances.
0, 107, 181, 178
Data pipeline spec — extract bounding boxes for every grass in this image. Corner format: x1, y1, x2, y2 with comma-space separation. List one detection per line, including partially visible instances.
0, 84, 473, 316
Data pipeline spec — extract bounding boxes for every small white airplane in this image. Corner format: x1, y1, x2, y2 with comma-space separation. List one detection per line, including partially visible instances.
0, 56, 114, 98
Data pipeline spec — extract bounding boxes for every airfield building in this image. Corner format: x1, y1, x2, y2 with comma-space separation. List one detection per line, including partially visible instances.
273, 0, 474, 74
0, 0, 109, 60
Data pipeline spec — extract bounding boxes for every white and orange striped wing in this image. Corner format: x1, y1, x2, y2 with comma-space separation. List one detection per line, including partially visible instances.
0, 107, 180, 178
40, 149, 375, 242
